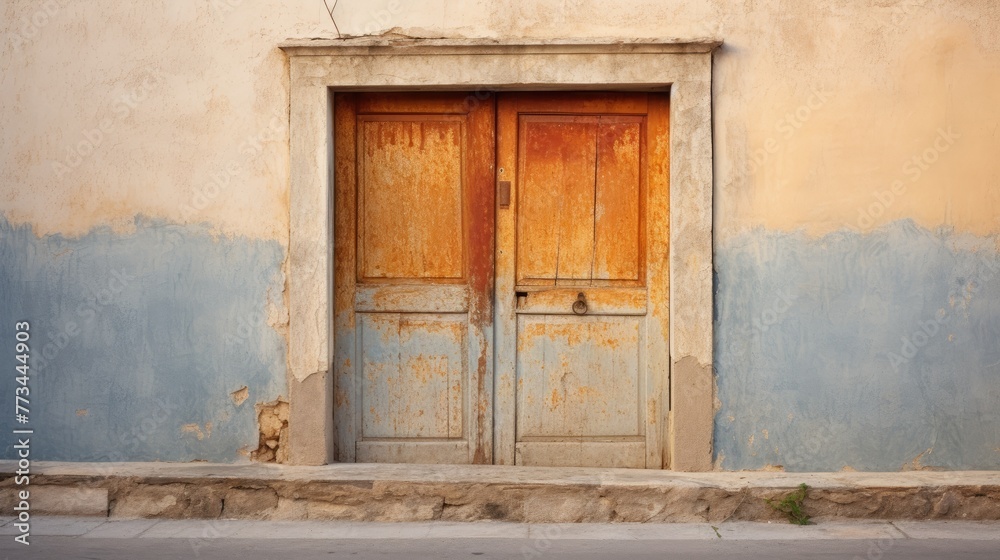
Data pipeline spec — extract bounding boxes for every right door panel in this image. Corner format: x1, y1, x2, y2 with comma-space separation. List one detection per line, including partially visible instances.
495, 93, 671, 468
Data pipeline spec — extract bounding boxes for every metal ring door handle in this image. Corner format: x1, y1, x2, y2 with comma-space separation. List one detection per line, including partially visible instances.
572, 292, 588, 315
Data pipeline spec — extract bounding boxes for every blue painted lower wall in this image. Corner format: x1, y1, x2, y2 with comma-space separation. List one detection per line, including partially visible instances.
716, 220, 1000, 471
3, 214, 997, 470
0, 216, 286, 462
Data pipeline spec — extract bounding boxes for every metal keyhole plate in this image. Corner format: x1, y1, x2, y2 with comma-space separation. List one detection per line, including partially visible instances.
572, 292, 588, 315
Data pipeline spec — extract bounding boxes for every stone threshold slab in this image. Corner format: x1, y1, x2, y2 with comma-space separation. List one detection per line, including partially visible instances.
1, 462, 998, 523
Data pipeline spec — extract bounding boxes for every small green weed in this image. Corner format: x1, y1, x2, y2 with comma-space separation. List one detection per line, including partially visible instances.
765, 483, 811, 525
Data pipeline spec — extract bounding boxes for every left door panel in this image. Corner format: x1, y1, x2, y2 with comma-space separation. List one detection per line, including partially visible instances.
333, 93, 495, 464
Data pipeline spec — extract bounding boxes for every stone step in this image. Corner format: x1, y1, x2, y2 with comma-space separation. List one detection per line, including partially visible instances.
1, 461, 998, 522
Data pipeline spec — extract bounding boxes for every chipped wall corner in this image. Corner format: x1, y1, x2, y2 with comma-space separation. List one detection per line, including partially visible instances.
252, 398, 290, 464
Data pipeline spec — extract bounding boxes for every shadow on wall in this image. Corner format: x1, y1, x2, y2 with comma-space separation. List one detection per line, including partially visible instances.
0, 215, 287, 462
715, 219, 1000, 471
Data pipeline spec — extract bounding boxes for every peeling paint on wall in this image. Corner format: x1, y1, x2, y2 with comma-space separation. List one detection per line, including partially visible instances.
252, 398, 289, 463
231, 386, 250, 406
0, 216, 287, 462
3, 1, 1000, 471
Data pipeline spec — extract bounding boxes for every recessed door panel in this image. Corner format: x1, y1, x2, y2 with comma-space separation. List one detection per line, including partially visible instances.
516, 115, 645, 286
594, 119, 643, 281
516, 116, 598, 283
358, 117, 465, 281
515, 315, 643, 438
334, 92, 494, 464
359, 313, 465, 439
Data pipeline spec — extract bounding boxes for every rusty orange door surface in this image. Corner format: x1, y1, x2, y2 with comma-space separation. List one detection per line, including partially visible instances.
333, 93, 495, 463
494, 93, 671, 468
333, 91, 668, 468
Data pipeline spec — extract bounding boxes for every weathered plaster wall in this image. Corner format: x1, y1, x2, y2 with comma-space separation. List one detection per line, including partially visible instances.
0, 217, 287, 461
716, 221, 1000, 470
2, 0, 999, 468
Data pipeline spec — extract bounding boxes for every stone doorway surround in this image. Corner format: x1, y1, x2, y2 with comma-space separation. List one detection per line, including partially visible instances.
279, 37, 721, 471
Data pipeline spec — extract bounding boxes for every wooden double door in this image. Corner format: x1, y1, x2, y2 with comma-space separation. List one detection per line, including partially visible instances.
333, 92, 670, 468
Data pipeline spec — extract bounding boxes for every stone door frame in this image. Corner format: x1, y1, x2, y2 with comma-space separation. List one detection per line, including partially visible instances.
279, 37, 721, 471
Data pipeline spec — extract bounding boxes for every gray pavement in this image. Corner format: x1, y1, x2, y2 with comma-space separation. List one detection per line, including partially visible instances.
0, 517, 997, 559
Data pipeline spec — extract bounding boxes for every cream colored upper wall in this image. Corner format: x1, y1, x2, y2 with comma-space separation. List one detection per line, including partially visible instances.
3, 0, 999, 241
716, 1, 1000, 240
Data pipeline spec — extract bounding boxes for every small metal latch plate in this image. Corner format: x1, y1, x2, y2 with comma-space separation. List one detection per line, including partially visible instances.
498, 181, 511, 208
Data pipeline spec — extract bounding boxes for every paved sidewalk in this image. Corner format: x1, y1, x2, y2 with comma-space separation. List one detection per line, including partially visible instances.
2, 518, 998, 560
0, 516, 998, 540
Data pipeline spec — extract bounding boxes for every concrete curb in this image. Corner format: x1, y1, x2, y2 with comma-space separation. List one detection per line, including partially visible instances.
2, 462, 998, 522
